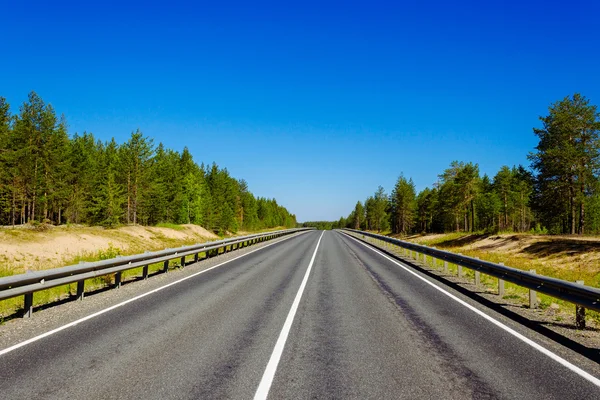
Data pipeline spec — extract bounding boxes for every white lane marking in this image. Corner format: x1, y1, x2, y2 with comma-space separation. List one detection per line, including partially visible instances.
0, 231, 312, 357
341, 232, 600, 388
254, 230, 325, 400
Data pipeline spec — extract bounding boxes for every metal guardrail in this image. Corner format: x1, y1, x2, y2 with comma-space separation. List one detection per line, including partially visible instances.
1, 228, 312, 317
342, 229, 600, 328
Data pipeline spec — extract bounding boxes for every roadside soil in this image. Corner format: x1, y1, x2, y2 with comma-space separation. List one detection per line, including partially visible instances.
0, 224, 219, 275
0, 232, 304, 352
404, 232, 600, 287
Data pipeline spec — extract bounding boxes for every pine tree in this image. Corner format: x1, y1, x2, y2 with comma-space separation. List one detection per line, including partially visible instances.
390, 174, 416, 235
529, 93, 600, 234
67, 132, 99, 223
373, 186, 389, 232
476, 174, 501, 231
122, 130, 154, 225
352, 201, 364, 229
0, 97, 12, 224
89, 139, 124, 226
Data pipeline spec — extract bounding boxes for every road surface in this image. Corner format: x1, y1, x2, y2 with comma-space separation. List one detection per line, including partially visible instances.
1, 230, 599, 399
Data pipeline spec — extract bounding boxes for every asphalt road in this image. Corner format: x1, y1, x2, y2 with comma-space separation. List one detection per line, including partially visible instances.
1, 230, 599, 399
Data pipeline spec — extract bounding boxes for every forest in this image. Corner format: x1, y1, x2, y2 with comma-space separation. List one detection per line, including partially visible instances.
310, 94, 600, 235
0, 92, 297, 233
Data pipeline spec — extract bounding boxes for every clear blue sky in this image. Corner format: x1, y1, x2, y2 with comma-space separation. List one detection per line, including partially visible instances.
2, 1, 599, 222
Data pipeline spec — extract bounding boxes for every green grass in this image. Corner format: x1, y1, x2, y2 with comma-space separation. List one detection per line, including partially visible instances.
155, 222, 186, 231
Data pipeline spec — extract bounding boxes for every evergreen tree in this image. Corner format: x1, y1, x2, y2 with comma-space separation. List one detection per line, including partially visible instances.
373, 186, 389, 232
89, 139, 124, 226
529, 93, 600, 234
476, 174, 501, 231
122, 130, 154, 225
0, 97, 13, 224
67, 132, 99, 223
390, 174, 416, 235
352, 201, 364, 229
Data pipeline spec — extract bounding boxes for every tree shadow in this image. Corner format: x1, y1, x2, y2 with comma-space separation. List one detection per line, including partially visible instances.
475, 235, 523, 251
431, 234, 490, 248
521, 239, 600, 258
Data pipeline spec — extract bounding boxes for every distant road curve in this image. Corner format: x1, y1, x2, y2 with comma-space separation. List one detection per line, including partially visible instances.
1, 230, 599, 399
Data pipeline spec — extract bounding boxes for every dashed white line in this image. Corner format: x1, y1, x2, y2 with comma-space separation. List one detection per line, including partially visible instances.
254, 230, 325, 400
342, 231, 600, 388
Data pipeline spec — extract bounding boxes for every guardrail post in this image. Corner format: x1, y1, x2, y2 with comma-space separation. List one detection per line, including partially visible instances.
115, 272, 122, 288
194, 253, 199, 263
474, 257, 480, 286
77, 280, 85, 300
444, 261, 448, 273
143, 265, 149, 279
498, 263, 505, 297
180, 256, 186, 268
529, 269, 537, 308
163, 260, 169, 273
23, 293, 33, 318
576, 280, 586, 329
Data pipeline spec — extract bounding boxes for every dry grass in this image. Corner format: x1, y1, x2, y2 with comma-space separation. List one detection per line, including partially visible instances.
0, 225, 285, 319
410, 233, 600, 287
0, 224, 219, 277
389, 232, 600, 324
0, 224, 220, 318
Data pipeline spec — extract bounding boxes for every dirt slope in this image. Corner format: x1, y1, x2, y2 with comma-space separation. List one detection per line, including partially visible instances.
407, 233, 600, 287
0, 224, 219, 276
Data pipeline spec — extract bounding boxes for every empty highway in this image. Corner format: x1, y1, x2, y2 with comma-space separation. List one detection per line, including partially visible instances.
1, 230, 599, 399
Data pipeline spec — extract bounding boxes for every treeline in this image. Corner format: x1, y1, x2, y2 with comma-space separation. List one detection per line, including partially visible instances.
0, 92, 296, 232
301, 221, 337, 230
332, 93, 600, 235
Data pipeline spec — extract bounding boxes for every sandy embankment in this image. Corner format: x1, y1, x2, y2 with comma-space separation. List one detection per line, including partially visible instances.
0, 224, 219, 275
